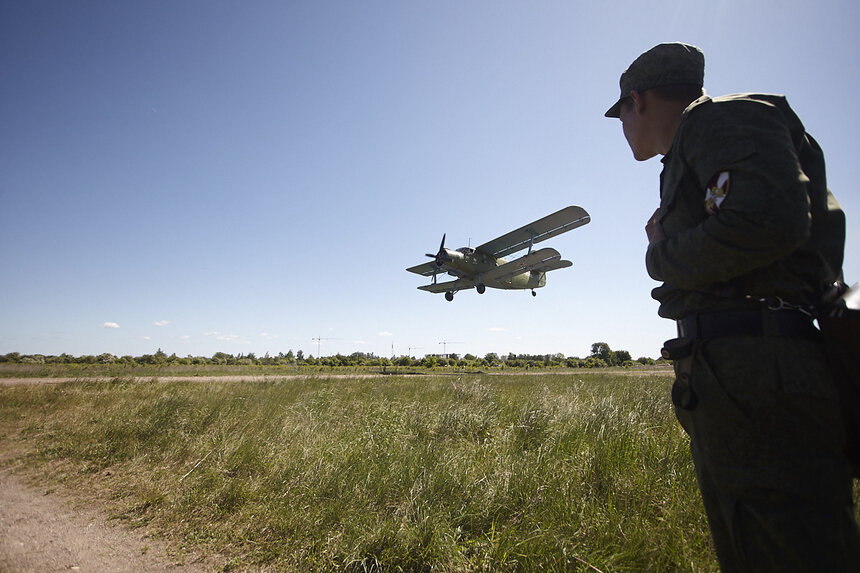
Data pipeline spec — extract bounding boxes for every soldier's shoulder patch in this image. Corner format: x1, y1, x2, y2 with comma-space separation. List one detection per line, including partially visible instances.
705, 171, 730, 214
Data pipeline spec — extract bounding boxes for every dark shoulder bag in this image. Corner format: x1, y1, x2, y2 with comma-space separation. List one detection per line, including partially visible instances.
818, 281, 860, 474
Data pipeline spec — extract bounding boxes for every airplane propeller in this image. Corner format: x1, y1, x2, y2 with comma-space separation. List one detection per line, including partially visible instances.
425, 233, 451, 267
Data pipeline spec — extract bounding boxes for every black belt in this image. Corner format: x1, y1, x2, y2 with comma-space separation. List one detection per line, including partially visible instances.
677, 308, 820, 341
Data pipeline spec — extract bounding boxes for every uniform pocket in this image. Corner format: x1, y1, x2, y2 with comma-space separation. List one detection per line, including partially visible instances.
774, 338, 835, 400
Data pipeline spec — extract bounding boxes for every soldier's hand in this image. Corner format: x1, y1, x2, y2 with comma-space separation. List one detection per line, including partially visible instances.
646, 208, 666, 244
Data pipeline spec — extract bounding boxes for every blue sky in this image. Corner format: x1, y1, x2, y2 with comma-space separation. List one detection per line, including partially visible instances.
2, 1, 858, 360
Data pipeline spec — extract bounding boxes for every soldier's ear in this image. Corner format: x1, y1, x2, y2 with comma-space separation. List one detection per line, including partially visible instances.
630, 90, 646, 114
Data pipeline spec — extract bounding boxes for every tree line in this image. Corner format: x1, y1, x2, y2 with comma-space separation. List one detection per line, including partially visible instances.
0, 342, 662, 370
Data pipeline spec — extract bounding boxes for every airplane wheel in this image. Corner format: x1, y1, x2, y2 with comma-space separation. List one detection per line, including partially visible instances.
477, 284, 486, 294
445, 291, 454, 302
531, 290, 537, 297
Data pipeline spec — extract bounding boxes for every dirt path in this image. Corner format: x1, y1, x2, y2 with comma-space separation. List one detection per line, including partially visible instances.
0, 470, 212, 573
0, 374, 384, 386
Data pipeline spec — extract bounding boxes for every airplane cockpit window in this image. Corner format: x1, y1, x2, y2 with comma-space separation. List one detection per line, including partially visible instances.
458, 247, 475, 255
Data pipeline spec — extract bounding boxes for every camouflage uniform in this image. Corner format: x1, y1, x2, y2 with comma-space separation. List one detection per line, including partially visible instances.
648, 93, 860, 571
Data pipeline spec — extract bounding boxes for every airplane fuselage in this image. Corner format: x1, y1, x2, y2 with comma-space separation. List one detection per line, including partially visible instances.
440, 247, 547, 290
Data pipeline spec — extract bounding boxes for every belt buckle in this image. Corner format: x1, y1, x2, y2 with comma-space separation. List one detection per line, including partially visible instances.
677, 315, 695, 339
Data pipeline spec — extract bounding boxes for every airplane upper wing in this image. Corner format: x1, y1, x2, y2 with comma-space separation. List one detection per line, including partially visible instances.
476, 205, 590, 259
482, 247, 564, 283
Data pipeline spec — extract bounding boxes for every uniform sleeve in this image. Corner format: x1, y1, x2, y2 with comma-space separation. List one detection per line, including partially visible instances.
646, 104, 812, 289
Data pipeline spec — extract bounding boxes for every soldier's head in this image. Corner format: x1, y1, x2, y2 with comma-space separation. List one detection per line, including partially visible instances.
606, 43, 705, 161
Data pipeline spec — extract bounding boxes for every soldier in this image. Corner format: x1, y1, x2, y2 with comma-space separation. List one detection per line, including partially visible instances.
606, 42, 860, 571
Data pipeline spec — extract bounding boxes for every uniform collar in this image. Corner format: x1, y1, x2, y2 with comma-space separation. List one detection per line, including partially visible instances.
662, 94, 713, 165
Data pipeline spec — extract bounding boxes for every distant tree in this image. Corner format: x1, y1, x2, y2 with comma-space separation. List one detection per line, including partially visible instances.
585, 357, 607, 368
211, 352, 232, 364
590, 342, 613, 363
97, 353, 116, 364
615, 350, 632, 364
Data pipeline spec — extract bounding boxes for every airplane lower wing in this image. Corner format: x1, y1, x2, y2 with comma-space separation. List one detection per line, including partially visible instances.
476, 205, 590, 259
406, 261, 441, 277
406, 261, 467, 280
417, 278, 475, 293
482, 247, 564, 283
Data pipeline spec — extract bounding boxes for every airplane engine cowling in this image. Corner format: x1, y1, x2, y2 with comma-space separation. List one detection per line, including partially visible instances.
437, 249, 464, 267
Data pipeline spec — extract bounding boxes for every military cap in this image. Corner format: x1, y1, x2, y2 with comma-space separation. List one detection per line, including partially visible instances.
605, 42, 705, 118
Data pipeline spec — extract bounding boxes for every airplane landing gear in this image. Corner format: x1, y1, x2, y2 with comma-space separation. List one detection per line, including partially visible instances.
531, 290, 537, 297
476, 283, 486, 294
445, 291, 454, 302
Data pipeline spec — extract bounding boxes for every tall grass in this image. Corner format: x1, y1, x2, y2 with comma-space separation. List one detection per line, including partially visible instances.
0, 373, 715, 571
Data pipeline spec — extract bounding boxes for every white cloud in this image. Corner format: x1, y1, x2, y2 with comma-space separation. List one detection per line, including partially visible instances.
143, 336, 152, 340
154, 320, 170, 327
204, 331, 220, 336
213, 334, 251, 345
180, 335, 191, 342
377, 331, 393, 337
259, 332, 275, 340
100, 322, 120, 329
487, 327, 508, 333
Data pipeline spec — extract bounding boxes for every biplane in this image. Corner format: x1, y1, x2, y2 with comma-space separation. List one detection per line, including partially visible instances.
406, 205, 590, 301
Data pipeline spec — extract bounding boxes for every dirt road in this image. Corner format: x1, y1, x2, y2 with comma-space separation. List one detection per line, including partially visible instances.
0, 470, 211, 573
0, 374, 385, 387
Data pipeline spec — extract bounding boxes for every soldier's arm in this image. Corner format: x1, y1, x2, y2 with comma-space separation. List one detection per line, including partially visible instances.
646, 106, 810, 289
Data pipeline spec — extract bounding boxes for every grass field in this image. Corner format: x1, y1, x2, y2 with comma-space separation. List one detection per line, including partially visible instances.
0, 370, 718, 572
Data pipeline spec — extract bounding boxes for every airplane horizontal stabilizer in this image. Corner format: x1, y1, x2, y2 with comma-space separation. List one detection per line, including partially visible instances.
536, 258, 572, 273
